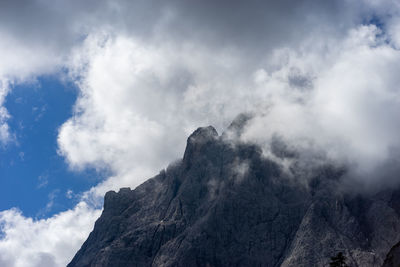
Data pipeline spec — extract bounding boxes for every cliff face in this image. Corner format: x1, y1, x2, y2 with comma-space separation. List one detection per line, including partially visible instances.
68, 125, 400, 267
382, 241, 400, 267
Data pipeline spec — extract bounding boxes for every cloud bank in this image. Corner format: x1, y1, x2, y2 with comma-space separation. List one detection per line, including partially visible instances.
0, 202, 100, 267
1, 0, 400, 266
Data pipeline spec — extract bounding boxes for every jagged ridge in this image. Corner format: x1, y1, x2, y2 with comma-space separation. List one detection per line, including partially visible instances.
68, 124, 400, 267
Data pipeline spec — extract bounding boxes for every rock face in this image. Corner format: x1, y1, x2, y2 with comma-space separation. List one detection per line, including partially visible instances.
382, 241, 400, 267
68, 125, 400, 267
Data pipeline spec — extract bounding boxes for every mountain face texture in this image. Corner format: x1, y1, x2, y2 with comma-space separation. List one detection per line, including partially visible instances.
68, 124, 400, 267
382, 241, 400, 267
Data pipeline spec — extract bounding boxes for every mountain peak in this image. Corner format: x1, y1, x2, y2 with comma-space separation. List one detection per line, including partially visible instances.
222, 113, 253, 140
68, 122, 400, 267
188, 126, 218, 143
183, 126, 219, 165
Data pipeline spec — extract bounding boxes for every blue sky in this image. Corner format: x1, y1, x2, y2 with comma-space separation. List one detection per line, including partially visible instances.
0, 77, 102, 218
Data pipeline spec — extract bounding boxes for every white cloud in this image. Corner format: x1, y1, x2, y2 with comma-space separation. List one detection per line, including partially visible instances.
0, 202, 101, 267
241, 24, 400, 183
0, 31, 65, 144
0, 0, 367, 143
59, 22, 400, 194
58, 34, 253, 198
0, 79, 11, 144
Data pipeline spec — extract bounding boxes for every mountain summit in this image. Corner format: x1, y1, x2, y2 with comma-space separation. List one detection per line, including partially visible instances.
68, 124, 400, 267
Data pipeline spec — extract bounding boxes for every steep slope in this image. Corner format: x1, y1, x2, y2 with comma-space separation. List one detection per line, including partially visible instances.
68, 126, 400, 267
382, 241, 400, 267
379, 191, 400, 267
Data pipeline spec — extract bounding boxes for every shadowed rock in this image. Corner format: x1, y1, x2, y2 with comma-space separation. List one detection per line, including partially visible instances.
68, 126, 400, 267
382, 241, 400, 267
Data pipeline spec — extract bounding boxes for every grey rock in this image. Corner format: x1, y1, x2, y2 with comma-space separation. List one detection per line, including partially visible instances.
379, 191, 400, 267
68, 126, 400, 267
382, 241, 400, 267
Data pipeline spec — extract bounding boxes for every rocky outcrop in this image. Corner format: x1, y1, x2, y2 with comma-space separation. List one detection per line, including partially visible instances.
68, 125, 400, 267
382, 241, 400, 267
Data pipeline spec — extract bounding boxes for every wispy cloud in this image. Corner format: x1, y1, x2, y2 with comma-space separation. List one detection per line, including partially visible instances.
37, 173, 49, 189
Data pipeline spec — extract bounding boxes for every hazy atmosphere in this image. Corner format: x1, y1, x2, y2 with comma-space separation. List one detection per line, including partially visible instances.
1, 0, 400, 266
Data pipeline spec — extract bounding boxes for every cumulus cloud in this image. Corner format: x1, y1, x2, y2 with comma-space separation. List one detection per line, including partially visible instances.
0, 21, 65, 143
1, 0, 400, 266
241, 24, 400, 184
0, 0, 116, 143
0, 202, 101, 267
59, 23, 400, 193
0, 0, 371, 143
58, 33, 248, 197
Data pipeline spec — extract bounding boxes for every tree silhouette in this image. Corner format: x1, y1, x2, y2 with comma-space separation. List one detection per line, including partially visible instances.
329, 252, 349, 267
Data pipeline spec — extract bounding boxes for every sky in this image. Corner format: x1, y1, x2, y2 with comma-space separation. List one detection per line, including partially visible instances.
1, 0, 400, 266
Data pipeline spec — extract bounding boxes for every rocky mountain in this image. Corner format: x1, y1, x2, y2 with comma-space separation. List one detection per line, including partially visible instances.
68, 122, 400, 267
382, 241, 400, 267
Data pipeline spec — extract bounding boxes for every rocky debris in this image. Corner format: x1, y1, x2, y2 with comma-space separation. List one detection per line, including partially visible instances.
68, 125, 400, 267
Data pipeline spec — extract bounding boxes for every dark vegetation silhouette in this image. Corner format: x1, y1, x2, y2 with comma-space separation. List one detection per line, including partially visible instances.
329, 252, 349, 267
